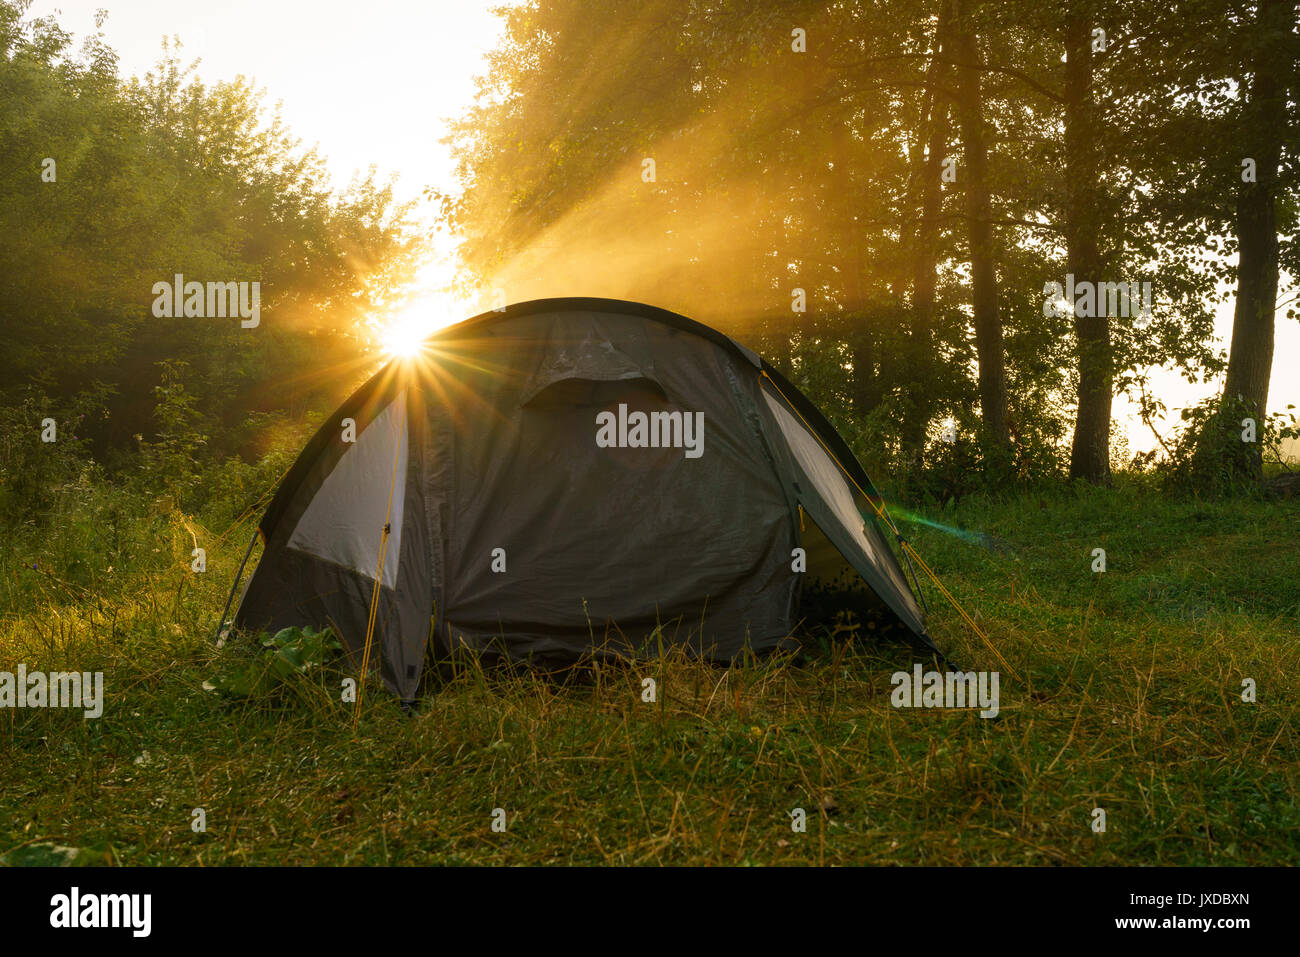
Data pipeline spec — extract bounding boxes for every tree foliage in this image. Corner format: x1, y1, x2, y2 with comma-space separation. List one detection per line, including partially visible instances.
0, 1, 420, 478
445, 0, 1297, 490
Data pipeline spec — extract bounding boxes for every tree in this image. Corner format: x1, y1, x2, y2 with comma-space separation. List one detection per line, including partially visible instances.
1062, 2, 1114, 484
0, 4, 421, 466
1222, 0, 1296, 476
951, 0, 1010, 450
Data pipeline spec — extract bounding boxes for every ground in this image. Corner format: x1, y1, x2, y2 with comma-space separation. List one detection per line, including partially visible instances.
2, 483, 1296, 865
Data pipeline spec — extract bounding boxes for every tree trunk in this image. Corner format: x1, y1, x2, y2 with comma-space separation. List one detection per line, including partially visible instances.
851, 329, 882, 413
902, 3, 953, 455
1222, 0, 1293, 476
1064, 8, 1111, 484
951, 1, 1010, 449
834, 107, 881, 420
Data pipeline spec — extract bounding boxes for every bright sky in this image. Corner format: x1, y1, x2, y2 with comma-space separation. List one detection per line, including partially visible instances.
1114, 289, 1298, 456
26, 1, 1300, 456
33, 0, 502, 198
30, 0, 508, 346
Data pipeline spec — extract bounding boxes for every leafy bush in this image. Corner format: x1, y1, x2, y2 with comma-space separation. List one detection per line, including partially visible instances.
0, 386, 107, 526
1148, 394, 1299, 496
204, 625, 343, 701
138, 360, 208, 510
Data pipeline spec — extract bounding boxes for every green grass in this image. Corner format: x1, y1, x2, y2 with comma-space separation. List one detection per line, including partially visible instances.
1, 481, 1297, 865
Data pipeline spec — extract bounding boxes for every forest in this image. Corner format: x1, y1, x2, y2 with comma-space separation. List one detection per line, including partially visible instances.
3, 0, 1297, 509
0, 0, 1296, 869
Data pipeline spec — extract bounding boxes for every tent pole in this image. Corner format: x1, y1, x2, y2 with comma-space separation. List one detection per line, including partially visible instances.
894, 532, 931, 616
213, 527, 260, 644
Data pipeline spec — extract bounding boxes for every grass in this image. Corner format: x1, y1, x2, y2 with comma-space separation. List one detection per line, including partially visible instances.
1, 480, 1297, 866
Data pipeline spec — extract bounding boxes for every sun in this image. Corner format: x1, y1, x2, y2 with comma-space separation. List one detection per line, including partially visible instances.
379, 293, 467, 358
381, 314, 433, 358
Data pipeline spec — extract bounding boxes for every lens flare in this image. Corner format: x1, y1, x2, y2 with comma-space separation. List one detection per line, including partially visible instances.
888, 506, 997, 549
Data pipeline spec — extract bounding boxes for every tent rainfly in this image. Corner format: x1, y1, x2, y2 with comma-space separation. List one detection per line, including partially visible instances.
232, 298, 943, 699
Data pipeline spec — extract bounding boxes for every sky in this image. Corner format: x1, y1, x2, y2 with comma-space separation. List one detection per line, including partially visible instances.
30, 0, 509, 340
26, 1, 1300, 455
32, 0, 502, 199
1113, 292, 1298, 457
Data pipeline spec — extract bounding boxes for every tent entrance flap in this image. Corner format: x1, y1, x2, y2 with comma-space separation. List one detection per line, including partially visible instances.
287, 391, 409, 588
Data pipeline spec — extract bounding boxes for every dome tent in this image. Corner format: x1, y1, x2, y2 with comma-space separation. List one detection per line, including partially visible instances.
232, 298, 943, 700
